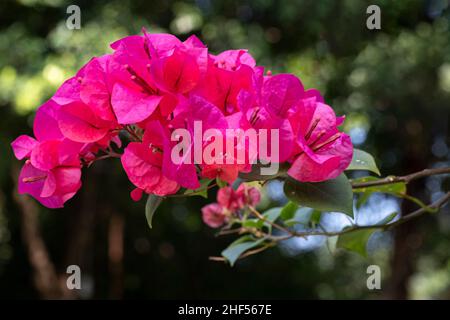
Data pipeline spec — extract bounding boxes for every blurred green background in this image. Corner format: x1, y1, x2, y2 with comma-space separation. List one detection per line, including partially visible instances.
0, 0, 449, 299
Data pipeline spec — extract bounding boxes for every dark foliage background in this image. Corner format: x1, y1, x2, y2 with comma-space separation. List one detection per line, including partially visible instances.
0, 0, 449, 299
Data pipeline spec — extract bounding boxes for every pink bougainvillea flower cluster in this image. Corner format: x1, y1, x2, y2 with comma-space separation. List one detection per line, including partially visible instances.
11, 29, 353, 209
202, 184, 261, 228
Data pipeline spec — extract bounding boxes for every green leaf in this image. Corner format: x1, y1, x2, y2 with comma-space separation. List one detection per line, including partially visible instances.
346, 149, 380, 176
216, 177, 227, 188
239, 162, 289, 181
337, 228, 378, 257
326, 236, 339, 255
145, 194, 163, 229
242, 219, 262, 228
263, 207, 282, 223
221, 236, 265, 266
284, 174, 354, 217
183, 179, 213, 198
242, 207, 282, 230
352, 176, 406, 208
352, 176, 406, 194
280, 201, 298, 220
262, 207, 282, 231
284, 207, 315, 226
375, 212, 398, 225
309, 210, 322, 228
356, 190, 372, 209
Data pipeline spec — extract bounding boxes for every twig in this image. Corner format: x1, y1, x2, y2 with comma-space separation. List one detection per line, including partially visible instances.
351, 167, 450, 189
248, 206, 294, 236
209, 242, 275, 262
124, 125, 142, 142
268, 191, 450, 242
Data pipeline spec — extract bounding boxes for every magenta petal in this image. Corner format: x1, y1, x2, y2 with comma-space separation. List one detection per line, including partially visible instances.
40, 171, 56, 198
57, 102, 109, 143
110, 35, 153, 84
303, 88, 324, 103
201, 203, 226, 228
189, 95, 228, 131
162, 148, 200, 189
53, 77, 81, 105
52, 166, 82, 195
130, 188, 144, 201
288, 134, 353, 182
111, 83, 162, 124
30, 141, 60, 171
144, 32, 182, 58
262, 74, 304, 118
80, 55, 116, 122
151, 48, 200, 94
11, 135, 37, 160
183, 35, 206, 48
18, 163, 64, 209
34, 100, 64, 141
215, 49, 256, 70
151, 175, 180, 196
121, 142, 161, 191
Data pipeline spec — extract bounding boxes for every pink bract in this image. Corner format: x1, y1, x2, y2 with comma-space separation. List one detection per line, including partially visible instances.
11, 29, 353, 210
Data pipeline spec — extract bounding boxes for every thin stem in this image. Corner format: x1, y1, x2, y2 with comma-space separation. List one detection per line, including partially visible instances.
165, 183, 218, 198
386, 192, 450, 229
351, 167, 450, 189
209, 242, 275, 262
269, 191, 450, 242
248, 206, 294, 236
124, 125, 142, 142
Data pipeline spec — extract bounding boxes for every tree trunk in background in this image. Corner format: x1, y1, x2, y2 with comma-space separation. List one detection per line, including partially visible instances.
108, 212, 124, 299
384, 158, 425, 299
63, 166, 100, 299
14, 191, 74, 299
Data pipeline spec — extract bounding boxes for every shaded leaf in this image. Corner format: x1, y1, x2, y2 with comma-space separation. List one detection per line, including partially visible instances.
145, 194, 163, 229
284, 174, 354, 217
183, 179, 213, 198
216, 177, 227, 188
239, 162, 289, 181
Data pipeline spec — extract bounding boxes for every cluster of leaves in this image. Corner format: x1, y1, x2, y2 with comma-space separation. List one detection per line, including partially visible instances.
151, 149, 447, 266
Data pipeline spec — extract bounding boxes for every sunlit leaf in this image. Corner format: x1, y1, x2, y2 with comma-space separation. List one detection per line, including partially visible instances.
309, 210, 322, 228
352, 176, 406, 208
337, 228, 378, 257
242, 219, 262, 228
284, 207, 315, 226
352, 176, 406, 194
346, 149, 380, 175
221, 236, 265, 266
326, 235, 339, 255
262, 207, 282, 232
280, 201, 298, 220
284, 174, 354, 217
375, 212, 398, 225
